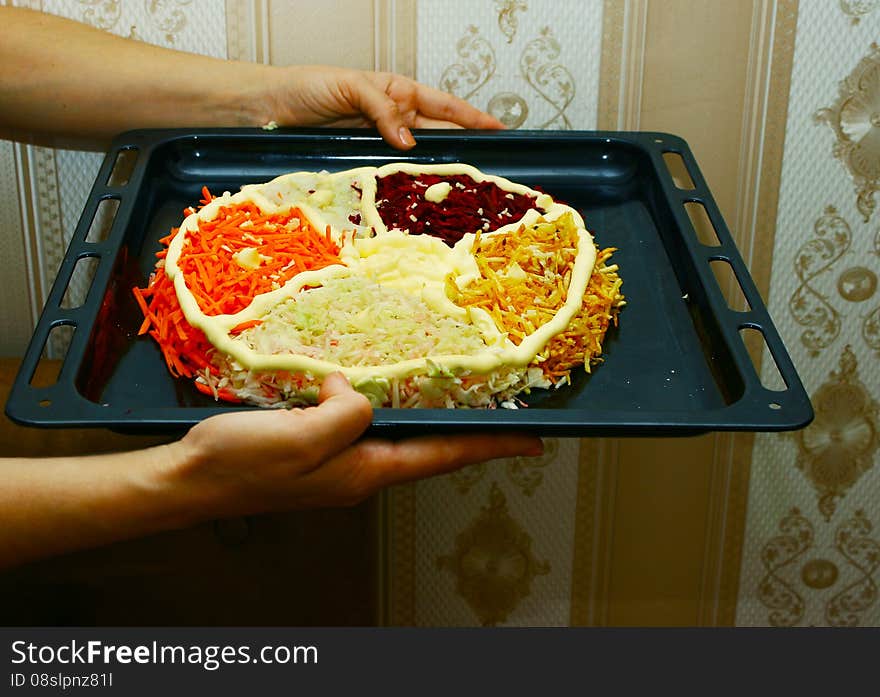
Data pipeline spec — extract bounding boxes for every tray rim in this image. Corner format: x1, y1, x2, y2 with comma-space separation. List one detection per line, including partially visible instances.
5, 127, 815, 437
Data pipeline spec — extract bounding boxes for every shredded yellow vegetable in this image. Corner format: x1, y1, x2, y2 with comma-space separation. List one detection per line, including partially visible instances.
454, 212, 625, 383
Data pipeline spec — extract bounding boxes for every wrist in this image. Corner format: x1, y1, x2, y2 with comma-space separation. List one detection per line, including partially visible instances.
135, 439, 222, 530
216, 62, 287, 128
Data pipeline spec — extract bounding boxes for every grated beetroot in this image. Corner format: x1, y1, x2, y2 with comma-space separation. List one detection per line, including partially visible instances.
375, 172, 537, 245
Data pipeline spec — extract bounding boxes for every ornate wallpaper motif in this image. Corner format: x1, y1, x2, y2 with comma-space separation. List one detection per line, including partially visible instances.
827, 510, 880, 625
419, 0, 601, 132
407, 0, 602, 628
839, 0, 880, 25
437, 483, 550, 626
757, 507, 879, 626
789, 205, 850, 355
788, 205, 880, 358
793, 345, 879, 520
408, 439, 584, 626
520, 27, 574, 129
65, 0, 192, 42
495, 0, 526, 43
76, 0, 121, 30
758, 507, 812, 626
739, 0, 880, 628
815, 43, 880, 222
439, 26, 497, 102
506, 438, 559, 495
20, 0, 228, 358
449, 438, 560, 496
142, 0, 191, 43
436, 440, 565, 624
865, 225, 880, 353
438, 22, 574, 129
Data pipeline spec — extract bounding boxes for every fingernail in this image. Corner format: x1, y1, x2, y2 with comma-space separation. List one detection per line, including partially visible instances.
399, 126, 415, 147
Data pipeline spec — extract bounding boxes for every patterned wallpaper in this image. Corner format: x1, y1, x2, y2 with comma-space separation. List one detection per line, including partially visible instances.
5, 0, 229, 356
4, 0, 877, 627
417, 0, 602, 130
395, 0, 604, 626
736, 0, 880, 627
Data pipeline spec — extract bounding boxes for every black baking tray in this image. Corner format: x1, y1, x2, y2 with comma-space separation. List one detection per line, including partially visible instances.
5, 128, 813, 437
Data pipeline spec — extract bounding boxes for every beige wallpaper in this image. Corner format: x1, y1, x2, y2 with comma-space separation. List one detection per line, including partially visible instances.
0, 140, 33, 354
267, 1, 376, 68
1, 0, 232, 359
736, 0, 880, 626
383, 0, 606, 628
2, 0, 877, 626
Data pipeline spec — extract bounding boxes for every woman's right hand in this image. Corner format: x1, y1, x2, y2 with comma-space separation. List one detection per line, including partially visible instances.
165, 372, 543, 517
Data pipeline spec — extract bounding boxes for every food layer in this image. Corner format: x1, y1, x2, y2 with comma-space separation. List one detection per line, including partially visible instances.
133, 165, 625, 408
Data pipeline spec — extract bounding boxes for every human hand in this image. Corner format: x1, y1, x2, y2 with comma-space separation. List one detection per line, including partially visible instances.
166, 373, 542, 517
260, 65, 505, 150
0, 10, 503, 150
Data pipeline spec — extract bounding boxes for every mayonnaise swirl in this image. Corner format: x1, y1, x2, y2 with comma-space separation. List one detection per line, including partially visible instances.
163, 164, 597, 382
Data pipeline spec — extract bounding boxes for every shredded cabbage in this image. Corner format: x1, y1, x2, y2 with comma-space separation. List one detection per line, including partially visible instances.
192, 275, 551, 408
237, 276, 488, 365
196, 359, 548, 410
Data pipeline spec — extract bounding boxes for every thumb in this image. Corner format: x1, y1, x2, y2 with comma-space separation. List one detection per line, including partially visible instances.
310, 371, 374, 441
318, 371, 363, 402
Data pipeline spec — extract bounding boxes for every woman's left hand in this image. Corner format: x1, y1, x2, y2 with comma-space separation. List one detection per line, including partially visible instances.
261, 65, 505, 149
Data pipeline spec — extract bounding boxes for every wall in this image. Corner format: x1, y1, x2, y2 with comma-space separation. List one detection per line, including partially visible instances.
1, 0, 877, 626
736, 0, 880, 627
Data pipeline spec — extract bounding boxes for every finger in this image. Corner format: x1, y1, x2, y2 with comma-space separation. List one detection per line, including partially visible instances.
314, 115, 372, 129
411, 115, 465, 130
379, 434, 544, 486
410, 83, 506, 130
295, 372, 374, 463
367, 433, 544, 488
342, 76, 415, 150
295, 433, 542, 506
318, 371, 359, 402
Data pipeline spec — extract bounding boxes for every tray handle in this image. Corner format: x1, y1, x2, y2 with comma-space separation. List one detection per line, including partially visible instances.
642, 132, 813, 430
7, 138, 153, 425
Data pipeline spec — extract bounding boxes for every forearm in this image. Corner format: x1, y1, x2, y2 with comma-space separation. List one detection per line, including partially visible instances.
0, 7, 272, 147
0, 442, 201, 570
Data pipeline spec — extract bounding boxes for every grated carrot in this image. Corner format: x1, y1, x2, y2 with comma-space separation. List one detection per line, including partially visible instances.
132, 261, 214, 380
177, 199, 340, 317
229, 319, 263, 334
132, 189, 340, 394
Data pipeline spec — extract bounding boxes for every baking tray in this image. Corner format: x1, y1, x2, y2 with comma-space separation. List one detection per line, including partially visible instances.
5, 128, 813, 437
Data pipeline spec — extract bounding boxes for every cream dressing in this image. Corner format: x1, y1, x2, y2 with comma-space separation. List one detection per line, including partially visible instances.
424, 181, 452, 203
163, 164, 597, 382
